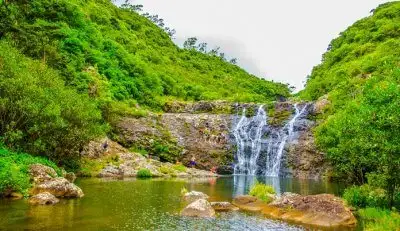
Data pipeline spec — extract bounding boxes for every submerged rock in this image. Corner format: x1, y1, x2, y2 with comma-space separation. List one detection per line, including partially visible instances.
181, 199, 215, 218
210, 202, 239, 212
29, 192, 59, 205
183, 191, 209, 203
232, 195, 266, 212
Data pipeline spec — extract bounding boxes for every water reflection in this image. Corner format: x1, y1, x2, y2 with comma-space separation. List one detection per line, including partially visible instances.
232, 175, 343, 197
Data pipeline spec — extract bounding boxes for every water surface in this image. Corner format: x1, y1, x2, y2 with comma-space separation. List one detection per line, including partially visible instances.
0, 176, 345, 231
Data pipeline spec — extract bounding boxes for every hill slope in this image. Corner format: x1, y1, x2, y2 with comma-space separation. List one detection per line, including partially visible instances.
300, 1, 400, 207
0, 0, 289, 110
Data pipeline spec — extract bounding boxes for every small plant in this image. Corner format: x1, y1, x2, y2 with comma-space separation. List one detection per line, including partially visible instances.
137, 168, 152, 178
181, 187, 188, 196
173, 164, 187, 172
249, 182, 275, 202
159, 166, 174, 175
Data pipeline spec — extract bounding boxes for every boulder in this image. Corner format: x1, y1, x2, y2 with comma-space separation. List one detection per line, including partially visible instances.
98, 165, 121, 178
183, 191, 209, 203
29, 192, 59, 205
64, 172, 77, 183
265, 193, 357, 227
210, 202, 239, 212
31, 177, 84, 198
181, 199, 215, 218
232, 195, 266, 212
29, 164, 58, 184
313, 95, 331, 115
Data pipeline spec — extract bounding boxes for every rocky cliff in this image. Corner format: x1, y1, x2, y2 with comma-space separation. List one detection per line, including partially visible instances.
111, 101, 328, 178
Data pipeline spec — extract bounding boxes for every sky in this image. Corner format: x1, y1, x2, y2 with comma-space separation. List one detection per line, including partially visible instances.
120, 0, 393, 91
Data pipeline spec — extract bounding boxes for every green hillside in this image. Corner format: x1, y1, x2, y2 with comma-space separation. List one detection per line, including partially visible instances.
300, 1, 400, 209
0, 0, 289, 110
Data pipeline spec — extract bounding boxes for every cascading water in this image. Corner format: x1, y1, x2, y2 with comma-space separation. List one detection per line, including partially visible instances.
233, 103, 309, 176
233, 106, 267, 175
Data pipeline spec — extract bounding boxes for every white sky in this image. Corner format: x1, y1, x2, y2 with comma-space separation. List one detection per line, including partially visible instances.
119, 0, 393, 91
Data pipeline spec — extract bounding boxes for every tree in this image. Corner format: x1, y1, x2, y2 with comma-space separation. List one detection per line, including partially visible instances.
229, 58, 237, 64
197, 42, 208, 53
183, 37, 198, 50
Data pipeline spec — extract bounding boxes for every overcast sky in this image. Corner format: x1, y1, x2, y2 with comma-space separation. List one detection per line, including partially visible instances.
119, 0, 393, 91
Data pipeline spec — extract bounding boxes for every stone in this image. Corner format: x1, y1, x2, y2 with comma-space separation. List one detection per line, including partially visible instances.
64, 172, 76, 183
183, 191, 209, 203
98, 165, 121, 178
181, 199, 215, 218
29, 164, 58, 184
31, 177, 84, 198
265, 193, 357, 227
232, 195, 266, 212
10, 192, 23, 200
210, 202, 239, 212
313, 95, 331, 115
29, 192, 59, 205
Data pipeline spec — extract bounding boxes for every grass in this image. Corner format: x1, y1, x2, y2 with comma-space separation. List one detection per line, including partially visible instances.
172, 164, 187, 172
358, 207, 400, 231
249, 182, 276, 202
79, 154, 122, 177
137, 168, 152, 178
0, 146, 60, 196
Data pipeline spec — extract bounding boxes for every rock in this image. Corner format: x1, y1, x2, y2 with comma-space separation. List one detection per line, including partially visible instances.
98, 165, 121, 178
29, 192, 59, 205
181, 199, 215, 218
313, 95, 331, 115
232, 195, 266, 212
210, 202, 239, 212
216, 165, 234, 175
265, 193, 357, 227
64, 172, 76, 183
31, 177, 84, 198
10, 192, 23, 200
183, 191, 209, 203
29, 164, 58, 184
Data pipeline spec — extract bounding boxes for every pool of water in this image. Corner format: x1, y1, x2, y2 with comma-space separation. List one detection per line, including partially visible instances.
0, 176, 348, 231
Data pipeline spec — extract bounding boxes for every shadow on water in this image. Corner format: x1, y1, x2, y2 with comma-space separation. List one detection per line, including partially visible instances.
0, 176, 352, 231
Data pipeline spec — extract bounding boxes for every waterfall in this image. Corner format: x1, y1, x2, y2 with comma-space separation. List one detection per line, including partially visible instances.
233, 103, 308, 176
233, 105, 267, 175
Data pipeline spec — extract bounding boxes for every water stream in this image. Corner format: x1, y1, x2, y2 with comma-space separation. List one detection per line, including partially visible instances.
233, 104, 309, 177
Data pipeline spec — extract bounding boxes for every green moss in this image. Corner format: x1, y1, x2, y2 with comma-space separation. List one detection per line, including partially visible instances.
137, 168, 152, 178
172, 164, 186, 172
249, 182, 276, 203
79, 154, 122, 177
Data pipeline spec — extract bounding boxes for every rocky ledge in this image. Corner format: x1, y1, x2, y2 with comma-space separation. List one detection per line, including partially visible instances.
82, 138, 218, 178
233, 192, 357, 228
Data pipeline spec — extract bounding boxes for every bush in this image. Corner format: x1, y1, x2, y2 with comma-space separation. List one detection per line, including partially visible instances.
249, 182, 275, 202
173, 164, 187, 172
159, 166, 175, 175
343, 185, 388, 208
358, 207, 400, 231
137, 168, 152, 178
0, 146, 60, 196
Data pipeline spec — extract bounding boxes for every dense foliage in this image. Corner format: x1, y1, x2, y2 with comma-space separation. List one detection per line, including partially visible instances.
0, 0, 289, 111
0, 41, 106, 163
358, 208, 400, 231
300, 2, 400, 208
0, 146, 60, 196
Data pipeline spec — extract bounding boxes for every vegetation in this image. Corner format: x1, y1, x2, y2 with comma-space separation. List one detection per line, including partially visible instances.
137, 168, 152, 178
0, 146, 60, 196
300, 2, 400, 209
358, 207, 400, 231
249, 182, 275, 202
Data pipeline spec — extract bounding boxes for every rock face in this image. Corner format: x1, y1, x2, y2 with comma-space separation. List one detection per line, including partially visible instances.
29, 192, 59, 205
181, 199, 216, 218
29, 164, 84, 198
183, 191, 209, 203
232, 195, 267, 212
210, 202, 239, 212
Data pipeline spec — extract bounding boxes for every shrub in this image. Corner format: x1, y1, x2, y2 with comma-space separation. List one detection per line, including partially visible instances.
343, 185, 388, 208
137, 168, 152, 178
249, 182, 275, 202
0, 146, 60, 196
358, 207, 400, 231
173, 164, 187, 172
159, 166, 174, 175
